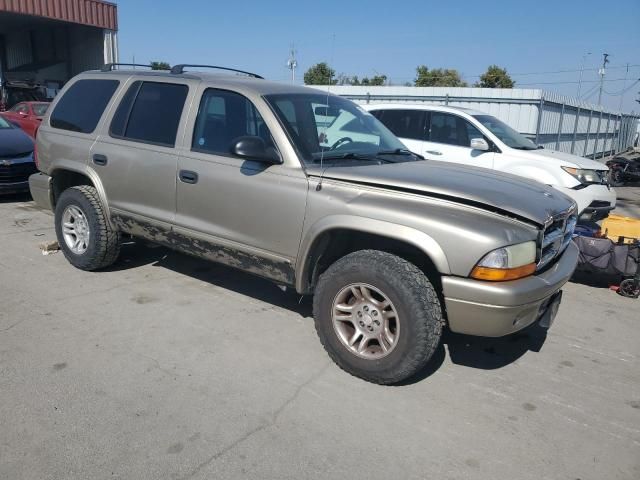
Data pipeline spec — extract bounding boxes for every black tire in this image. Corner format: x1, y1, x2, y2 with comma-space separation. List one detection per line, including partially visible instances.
618, 279, 640, 299
313, 250, 443, 385
54, 185, 120, 271
609, 168, 625, 187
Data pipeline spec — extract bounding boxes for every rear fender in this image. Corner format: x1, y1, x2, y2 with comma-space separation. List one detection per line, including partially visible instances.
50, 163, 113, 227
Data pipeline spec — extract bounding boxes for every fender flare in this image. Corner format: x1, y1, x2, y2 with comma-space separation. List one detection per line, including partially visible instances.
49, 163, 114, 227
295, 214, 451, 293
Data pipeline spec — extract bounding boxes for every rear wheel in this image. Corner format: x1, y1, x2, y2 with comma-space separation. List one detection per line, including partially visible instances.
313, 250, 443, 384
54, 186, 120, 271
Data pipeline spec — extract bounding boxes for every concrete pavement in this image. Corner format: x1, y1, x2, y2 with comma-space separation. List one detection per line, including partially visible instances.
0, 191, 638, 480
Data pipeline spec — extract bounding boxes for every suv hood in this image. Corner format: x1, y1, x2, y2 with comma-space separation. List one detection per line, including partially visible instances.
309, 161, 575, 226
510, 148, 608, 170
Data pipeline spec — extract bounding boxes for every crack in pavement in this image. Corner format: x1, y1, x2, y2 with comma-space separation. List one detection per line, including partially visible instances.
178, 362, 331, 480
0, 317, 29, 333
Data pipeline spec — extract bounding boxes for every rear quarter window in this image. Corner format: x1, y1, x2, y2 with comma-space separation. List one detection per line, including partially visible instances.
50, 79, 119, 133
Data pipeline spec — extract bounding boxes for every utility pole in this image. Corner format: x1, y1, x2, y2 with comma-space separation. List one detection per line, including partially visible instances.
577, 52, 591, 98
597, 53, 610, 106
287, 44, 297, 84
618, 63, 629, 111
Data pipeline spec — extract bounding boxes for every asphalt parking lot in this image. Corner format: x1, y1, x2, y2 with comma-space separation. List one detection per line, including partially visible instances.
1, 189, 639, 480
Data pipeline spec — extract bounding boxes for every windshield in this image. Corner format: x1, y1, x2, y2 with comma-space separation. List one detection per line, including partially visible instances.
0, 116, 12, 129
265, 93, 407, 165
473, 114, 538, 150
33, 103, 49, 116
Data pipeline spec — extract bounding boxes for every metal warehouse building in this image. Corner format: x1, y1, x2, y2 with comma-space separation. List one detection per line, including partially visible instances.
0, 0, 118, 106
326, 86, 640, 159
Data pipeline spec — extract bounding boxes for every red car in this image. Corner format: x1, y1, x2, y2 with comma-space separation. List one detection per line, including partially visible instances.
0, 101, 50, 138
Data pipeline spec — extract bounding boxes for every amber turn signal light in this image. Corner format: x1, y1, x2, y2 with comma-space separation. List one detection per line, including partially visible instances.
470, 262, 537, 281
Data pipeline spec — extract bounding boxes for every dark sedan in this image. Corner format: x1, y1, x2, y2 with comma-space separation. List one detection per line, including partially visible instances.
0, 115, 36, 195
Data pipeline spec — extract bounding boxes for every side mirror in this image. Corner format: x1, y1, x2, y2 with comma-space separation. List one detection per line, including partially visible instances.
230, 136, 281, 164
470, 138, 490, 151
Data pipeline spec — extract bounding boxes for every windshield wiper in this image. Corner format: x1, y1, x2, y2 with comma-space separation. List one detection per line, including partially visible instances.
313, 152, 382, 163
377, 148, 424, 160
511, 146, 538, 151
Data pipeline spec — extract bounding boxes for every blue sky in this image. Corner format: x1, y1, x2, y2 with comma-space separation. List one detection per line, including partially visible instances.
116, 0, 640, 112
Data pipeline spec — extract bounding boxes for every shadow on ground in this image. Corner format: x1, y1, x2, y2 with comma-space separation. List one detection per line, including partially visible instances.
0, 192, 32, 204
110, 240, 550, 385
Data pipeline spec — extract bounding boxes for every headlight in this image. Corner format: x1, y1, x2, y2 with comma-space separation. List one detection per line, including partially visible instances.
470, 241, 537, 281
561, 167, 604, 184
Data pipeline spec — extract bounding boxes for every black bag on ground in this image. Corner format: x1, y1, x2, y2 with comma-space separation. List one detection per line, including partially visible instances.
574, 236, 639, 277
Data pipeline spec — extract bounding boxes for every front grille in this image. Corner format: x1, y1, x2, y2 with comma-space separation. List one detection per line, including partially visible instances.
538, 206, 577, 270
587, 200, 611, 209
0, 161, 37, 184
0, 151, 32, 160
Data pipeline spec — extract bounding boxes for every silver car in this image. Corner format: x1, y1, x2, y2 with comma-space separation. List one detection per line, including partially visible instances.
29, 64, 578, 384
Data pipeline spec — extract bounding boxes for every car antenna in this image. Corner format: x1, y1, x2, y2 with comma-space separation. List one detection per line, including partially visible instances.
316, 33, 336, 192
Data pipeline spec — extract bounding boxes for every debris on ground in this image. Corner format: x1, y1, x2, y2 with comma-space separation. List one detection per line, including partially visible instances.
39, 240, 60, 255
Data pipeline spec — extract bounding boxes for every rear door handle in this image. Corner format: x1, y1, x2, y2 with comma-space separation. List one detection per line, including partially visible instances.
92, 154, 108, 166
179, 170, 199, 184
426, 150, 442, 156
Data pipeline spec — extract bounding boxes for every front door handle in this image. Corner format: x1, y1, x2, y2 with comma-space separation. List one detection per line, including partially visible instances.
426, 150, 442, 156
93, 154, 108, 166
179, 170, 199, 184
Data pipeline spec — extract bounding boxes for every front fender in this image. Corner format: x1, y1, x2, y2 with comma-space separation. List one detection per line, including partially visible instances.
295, 214, 451, 293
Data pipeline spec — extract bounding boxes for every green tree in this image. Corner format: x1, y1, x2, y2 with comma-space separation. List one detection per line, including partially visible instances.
304, 62, 337, 85
475, 65, 515, 88
363, 75, 387, 86
414, 66, 467, 87
150, 61, 170, 71
348, 74, 387, 86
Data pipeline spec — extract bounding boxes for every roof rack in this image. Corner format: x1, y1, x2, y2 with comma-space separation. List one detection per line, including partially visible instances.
170, 64, 263, 79
100, 63, 163, 72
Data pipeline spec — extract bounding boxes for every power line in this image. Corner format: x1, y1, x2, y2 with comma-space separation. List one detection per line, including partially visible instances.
605, 79, 640, 96
580, 83, 600, 99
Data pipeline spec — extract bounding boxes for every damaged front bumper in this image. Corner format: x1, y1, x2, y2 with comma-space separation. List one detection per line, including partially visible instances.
441, 241, 579, 337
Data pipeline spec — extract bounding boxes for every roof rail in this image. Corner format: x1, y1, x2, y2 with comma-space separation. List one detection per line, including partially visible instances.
100, 63, 163, 72
170, 64, 263, 79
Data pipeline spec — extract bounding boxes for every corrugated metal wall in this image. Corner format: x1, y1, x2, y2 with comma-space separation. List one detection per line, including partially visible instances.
1, 24, 118, 86
0, 0, 117, 30
4, 29, 31, 69
325, 85, 639, 158
68, 25, 105, 75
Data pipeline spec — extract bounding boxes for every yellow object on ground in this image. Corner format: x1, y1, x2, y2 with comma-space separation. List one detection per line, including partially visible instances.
602, 214, 640, 243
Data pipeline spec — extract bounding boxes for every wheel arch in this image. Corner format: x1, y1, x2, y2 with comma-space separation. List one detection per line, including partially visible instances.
50, 165, 111, 219
295, 215, 450, 294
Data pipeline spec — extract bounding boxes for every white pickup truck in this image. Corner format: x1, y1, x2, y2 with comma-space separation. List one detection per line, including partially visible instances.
359, 104, 616, 219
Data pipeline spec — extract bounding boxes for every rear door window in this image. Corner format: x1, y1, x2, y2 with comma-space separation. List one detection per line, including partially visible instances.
374, 109, 427, 141
110, 81, 188, 147
50, 79, 119, 133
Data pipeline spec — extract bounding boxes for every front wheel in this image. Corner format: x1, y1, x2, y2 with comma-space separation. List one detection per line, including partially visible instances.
313, 250, 443, 384
54, 185, 121, 271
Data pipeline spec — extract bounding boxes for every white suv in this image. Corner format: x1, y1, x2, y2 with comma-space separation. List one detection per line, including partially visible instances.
364, 104, 616, 218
